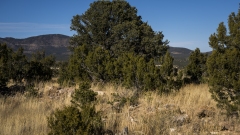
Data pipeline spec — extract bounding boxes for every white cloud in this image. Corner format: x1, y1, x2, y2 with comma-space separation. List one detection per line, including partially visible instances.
0, 22, 69, 33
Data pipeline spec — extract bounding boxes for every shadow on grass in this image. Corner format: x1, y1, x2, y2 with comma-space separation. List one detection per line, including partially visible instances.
0, 85, 26, 96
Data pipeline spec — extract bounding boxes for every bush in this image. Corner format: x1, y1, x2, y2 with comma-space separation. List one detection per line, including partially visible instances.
48, 106, 83, 135
185, 48, 207, 84
71, 82, 98, 108
48, 82, 103, 135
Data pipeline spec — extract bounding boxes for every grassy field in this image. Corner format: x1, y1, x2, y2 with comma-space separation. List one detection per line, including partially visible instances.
0, 83, 239, 135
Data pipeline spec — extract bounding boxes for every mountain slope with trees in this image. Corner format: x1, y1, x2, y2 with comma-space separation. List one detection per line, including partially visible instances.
0, 34, 71, 61
0, 34, 199, 66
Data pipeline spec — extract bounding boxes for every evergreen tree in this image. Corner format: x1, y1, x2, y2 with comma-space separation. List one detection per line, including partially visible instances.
160, 51, 175, 93
64, 0, 169, 84
70, 0, 169, 59
186, 48, 207, 84
25, 51, 55, 83
0, 43, 12, 87
207, 9, 240, 115
58, 0, 181, 93
9, 47, 28, 84
48, 82, 103, 135
160, 51, 173, 77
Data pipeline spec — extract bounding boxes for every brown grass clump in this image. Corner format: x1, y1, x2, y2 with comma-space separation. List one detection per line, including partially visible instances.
1, 83, 240, 134
0, 81, 72, 135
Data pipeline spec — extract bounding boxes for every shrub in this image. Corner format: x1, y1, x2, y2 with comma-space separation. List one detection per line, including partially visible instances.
48, 82, 103, 135
48, 106, 83, 135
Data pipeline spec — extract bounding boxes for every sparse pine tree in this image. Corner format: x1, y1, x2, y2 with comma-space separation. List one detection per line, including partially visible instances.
186, 48, 206, 84
207, 8, 240, 115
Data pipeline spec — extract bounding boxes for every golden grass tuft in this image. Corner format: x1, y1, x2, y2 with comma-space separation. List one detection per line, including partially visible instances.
0, 82, 71, 135
0, 83, 240, 134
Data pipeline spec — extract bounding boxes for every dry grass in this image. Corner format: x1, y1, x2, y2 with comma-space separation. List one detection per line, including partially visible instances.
92, 83, 240, 134
0, 81, 72, 135
1, 83, 240, 135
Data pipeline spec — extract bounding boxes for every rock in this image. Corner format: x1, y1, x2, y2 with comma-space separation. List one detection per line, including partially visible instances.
122, 127, 128, 135
173, 114, 190, 126
96, 91, 105, 96
58, 89, 66, 94
67, 89, 74, 97
169, 127, 176, 133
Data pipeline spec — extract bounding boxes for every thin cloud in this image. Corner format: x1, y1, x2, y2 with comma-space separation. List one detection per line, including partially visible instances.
0, 22, 69, 33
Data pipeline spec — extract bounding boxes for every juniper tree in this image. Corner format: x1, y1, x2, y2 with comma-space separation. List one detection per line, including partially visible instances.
0, 43, 12, 87
48, 82, 103, 135
10, 47, 28, 84
70, 0, 168, 58
66, 0, 169, 82
59, 0, 180, 93
186, 48, 207, 84
25, 51, 55, 83
207, 9, 240, 115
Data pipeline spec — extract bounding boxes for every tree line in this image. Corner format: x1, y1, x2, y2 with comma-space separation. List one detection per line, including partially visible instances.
0, 43, 55, 95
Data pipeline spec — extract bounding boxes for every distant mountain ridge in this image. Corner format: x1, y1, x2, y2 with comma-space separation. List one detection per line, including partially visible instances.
1, 34, 70, 47
0, 34, 71, 61
0, 34, 201, 67
169, 47, 193, 68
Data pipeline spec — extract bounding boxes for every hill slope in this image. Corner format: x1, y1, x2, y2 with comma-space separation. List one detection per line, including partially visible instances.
0, 34, 71, 61
0, 34, 199, 66
169, 47, 193, 68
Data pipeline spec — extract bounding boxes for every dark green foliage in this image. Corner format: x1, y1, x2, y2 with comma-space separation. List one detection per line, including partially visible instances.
78, 105, 103, 135
207, 9, 240, 115
48, 106, 83, 135
59, 0, 183, 93
186, 48, 207, 84
160, 51, 174, 77
57, 61, 71, 85
71, 82, 97, 108
9, 47, 28, 84
0, 43, 12, 87
25, 51, 55, 83
64, 45, 180, 92
70, 0, 168, 59
0, 43, 55, 95
173, 70, 185, 90
48, 105, 102, 135
48, 82, 103, 135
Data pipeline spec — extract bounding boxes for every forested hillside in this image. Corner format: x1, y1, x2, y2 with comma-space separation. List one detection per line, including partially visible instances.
0, 34, 71, 61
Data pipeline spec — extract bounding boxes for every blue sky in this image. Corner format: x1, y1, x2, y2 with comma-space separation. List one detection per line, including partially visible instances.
0, 0, 239, 52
